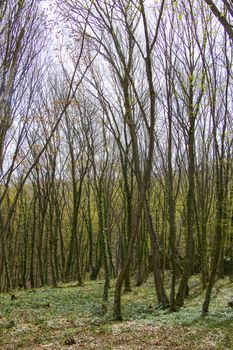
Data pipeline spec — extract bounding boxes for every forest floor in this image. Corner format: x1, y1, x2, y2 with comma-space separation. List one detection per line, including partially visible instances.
0, 275, 233, 350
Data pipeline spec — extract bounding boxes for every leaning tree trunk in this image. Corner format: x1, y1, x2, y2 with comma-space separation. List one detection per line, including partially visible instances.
144, 200, 169, 306
176, 94, 196, 307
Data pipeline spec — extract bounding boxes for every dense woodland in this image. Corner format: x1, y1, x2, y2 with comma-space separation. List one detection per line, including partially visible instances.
0, 0, 232, 322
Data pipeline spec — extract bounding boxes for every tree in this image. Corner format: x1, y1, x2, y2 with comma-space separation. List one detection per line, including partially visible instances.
203, 0, 233, 40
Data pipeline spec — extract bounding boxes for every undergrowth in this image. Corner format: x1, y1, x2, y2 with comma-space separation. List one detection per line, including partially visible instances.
0, 275, 233, 349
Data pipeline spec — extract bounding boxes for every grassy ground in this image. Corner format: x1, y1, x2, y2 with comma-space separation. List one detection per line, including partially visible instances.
0, 276, 233, 349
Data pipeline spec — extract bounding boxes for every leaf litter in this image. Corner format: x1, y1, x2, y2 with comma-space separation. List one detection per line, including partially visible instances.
0, 277, 233, 349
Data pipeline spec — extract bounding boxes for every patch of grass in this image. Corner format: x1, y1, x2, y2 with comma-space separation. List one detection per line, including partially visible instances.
0, 276, 233, 349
